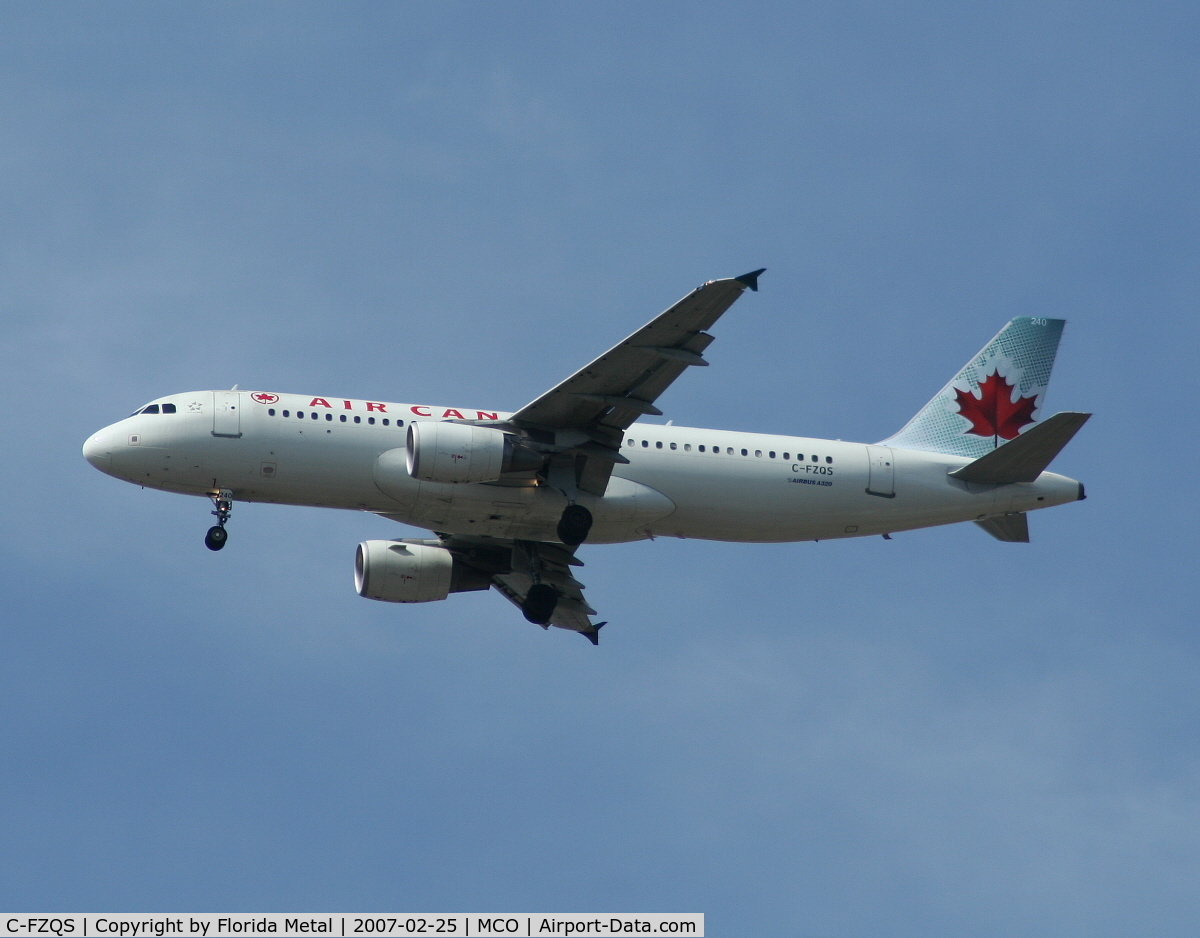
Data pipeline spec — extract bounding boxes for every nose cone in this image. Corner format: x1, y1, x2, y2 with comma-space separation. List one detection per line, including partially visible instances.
83, 431, 113, 473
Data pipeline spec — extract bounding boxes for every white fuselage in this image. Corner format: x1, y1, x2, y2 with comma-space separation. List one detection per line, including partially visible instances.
83, 390, 1083, 543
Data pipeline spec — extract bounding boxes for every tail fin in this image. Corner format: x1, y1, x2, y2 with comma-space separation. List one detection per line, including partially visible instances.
881, 317, 1066, 458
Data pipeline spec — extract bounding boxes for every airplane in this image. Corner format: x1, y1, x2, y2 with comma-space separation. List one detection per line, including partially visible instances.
83, 270, 1089, 644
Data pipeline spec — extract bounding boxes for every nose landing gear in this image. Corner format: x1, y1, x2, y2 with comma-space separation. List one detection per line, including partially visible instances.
205, 489, 233, 551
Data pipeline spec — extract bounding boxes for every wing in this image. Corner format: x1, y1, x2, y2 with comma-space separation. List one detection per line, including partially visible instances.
388, 531, 605, 643
491, 540, 605, 644
508, 269, 764, 495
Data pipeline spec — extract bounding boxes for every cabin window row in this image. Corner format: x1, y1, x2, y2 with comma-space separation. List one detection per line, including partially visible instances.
625, 438, 833, 463
267, 408, 405, 427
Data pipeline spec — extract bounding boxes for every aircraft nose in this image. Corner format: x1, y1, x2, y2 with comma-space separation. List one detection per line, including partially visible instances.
83, 431, 112, 471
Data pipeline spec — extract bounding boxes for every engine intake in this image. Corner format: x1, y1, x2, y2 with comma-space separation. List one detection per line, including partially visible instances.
406, 421, 542, 484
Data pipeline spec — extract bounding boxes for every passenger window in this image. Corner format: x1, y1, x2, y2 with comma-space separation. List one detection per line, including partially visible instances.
282, 410, 290, 417
755, 450, 762, 457
811, 454, 818, 462
339, 414, 346, 422
727, 447, 734, 455
142, 404, 160, 414
670, 442, 677, 450
311, 412, 318, 420
628, 439, 634, 447
368, 417, 376, 425
769, 451, 775, 458
268, 409, 276, 416
161, 403, 177, 414
783, 452, 789, 460
684, 444, 691, 452
297, 412, 305, 418
698, 445, 705, 452
741, 448, 748, 456
326, 413, 333, 421
354, 416, 361, 424
656, 441, 663, 449
826, 456, 833, 463
642, 440, 648, 447
383, 419, 390, 426
397, 420, 405, 428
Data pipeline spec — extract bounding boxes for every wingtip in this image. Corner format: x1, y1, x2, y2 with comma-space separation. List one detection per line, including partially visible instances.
582, 621, 607, 645
735, 268, 766, 291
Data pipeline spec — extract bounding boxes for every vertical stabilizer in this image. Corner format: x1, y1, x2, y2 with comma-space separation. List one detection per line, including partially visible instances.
881, 318, 1065, 458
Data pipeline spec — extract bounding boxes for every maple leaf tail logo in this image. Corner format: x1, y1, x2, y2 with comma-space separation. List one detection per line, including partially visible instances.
954, 370, 1038, 447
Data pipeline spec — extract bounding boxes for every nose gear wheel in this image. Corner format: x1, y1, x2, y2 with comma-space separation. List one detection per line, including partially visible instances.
205, 489, 233, 551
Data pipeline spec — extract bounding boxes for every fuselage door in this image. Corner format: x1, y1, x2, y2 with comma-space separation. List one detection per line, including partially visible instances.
865, 444, 895, 498
212, 391, 243, 438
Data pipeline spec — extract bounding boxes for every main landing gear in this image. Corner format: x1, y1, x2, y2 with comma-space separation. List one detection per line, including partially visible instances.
556, 504, 593, 547
521, 587, 606, 645
205, 489, 233, 551
522, 583, 558, 625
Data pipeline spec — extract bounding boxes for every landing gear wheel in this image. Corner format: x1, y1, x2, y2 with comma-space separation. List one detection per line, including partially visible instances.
522, 583, 559, 625
556, 504, 593, 546
205, 489, 233, 551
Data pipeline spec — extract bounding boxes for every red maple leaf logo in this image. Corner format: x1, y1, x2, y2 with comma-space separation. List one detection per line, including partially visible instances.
954, 371, 1038, 441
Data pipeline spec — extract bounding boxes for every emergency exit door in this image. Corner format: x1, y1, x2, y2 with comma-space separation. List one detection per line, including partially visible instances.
865, 444, 895, 498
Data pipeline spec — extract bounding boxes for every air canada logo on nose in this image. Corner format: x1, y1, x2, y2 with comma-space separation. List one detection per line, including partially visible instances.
251, 392, 279, 404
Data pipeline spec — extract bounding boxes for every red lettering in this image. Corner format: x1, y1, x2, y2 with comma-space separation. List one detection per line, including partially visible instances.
308, 398, 332, 408
342, 400, 353, 410
475, 411, 499, 420
365, 402, 387, 413
442, 409, 465, 419
410, 405, 431, 416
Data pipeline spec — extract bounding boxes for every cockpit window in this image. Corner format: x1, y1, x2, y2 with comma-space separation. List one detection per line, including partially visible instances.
161, 403, 177, 414
141, 404, 160, 414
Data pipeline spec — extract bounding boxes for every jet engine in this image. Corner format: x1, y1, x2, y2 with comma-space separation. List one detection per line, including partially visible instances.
355, 539, 501, 603
406, 421, 542, 484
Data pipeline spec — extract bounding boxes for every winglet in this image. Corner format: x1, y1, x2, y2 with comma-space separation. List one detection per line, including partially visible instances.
582, 621, 607, 645
734, 268, 766, 292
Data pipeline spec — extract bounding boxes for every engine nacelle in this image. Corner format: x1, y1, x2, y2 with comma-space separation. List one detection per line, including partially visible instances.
355, 539, 500, 603
355, 540, 454, 603
406, 421, 542, 484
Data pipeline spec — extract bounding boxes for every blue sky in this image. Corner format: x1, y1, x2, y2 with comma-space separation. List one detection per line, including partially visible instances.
2, 3, 1199, 934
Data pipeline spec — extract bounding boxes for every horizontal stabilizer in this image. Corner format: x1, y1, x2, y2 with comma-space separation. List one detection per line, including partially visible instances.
949, 412, 1091, 485
975, 512, 1029, 543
